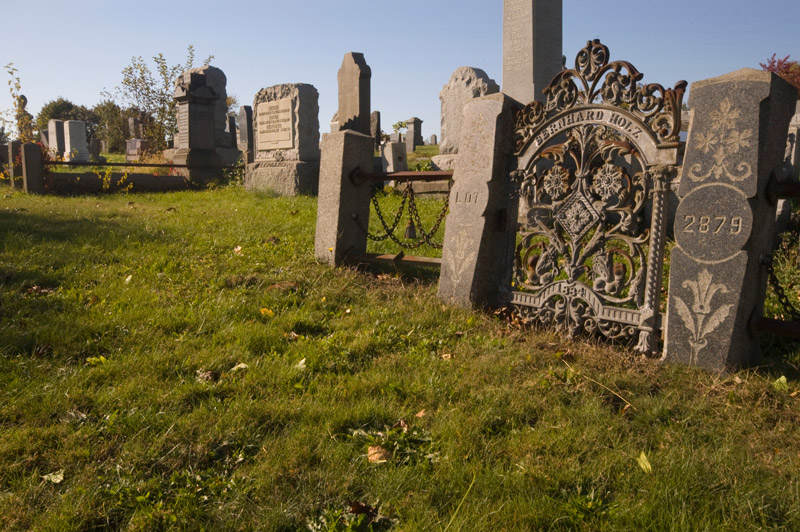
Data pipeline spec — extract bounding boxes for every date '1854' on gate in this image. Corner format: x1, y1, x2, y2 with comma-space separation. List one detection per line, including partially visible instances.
682, 215, 743, 235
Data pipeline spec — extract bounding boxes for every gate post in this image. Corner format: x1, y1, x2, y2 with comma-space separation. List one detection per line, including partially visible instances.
21, 143, 45, 194
438, 93, 520, 308
664, 69, 796, 370
314, 130, 374, 266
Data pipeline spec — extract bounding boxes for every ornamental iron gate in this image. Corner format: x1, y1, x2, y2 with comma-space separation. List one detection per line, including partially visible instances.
508, 40, 687, 353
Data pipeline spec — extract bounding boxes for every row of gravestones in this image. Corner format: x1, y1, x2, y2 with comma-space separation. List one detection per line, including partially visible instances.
314, 38, 800, 372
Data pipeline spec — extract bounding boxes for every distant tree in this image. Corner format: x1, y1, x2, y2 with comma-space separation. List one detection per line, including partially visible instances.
104, 45, 213, 151
760, 54, 800, 98
0, 125, 8, 144
36, 98, 99, 140
92, 100, 139, 154
226, 95, 239, 115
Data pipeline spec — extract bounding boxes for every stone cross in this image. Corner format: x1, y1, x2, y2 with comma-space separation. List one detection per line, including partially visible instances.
502, 0, 562, 105
664, 69, 796, 370
337, 52, 371, 135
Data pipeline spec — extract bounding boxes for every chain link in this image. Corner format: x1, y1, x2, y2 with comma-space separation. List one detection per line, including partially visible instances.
352, 181, 450, 250
766, 255, 800, 322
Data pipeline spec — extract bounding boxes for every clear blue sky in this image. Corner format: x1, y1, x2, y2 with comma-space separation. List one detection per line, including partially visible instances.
2, 0, 798, 138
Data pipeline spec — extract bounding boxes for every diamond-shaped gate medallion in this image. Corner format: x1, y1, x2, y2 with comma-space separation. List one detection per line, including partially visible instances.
553, 189, 600, 242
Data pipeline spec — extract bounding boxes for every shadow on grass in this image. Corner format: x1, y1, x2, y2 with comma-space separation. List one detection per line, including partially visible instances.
0, 209, 168, 246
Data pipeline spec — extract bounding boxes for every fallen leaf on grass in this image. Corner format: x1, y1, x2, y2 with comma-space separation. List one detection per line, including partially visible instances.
124, 275, 132, 284
26, 285, 55, 296
165, 207, 176, 212
233, 246, 243, 256
637, 451, 653, 474
42, 470, 64, 484
367, 446, 391, 463
392, 419, 409, 432
415, 409, 427, 418
196, 369, 220, 383
772, 376, 789, 393
295, 358, 306, 370
231, 363, 249, 372
439, 353, 453, 360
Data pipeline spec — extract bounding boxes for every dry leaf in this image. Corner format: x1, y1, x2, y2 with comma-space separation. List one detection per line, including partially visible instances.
415, 409, 427, 418
367, 446, 390, 463
42, 470, 64, 484
233, 246, 243, 255
637, 451, 653, 474
295, 358, 306, 370
231, 363, 249, 372
393, 419, 409, 432
439, 353, 453, 360
124, 275, 132, 284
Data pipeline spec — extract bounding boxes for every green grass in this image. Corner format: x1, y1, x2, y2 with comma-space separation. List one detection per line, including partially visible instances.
1, 186, 800, 531
407, 145, 439, 171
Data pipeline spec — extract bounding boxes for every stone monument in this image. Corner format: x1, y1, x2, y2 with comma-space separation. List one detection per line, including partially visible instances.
47, 119, 65, 159
63, 121, 90, 162
434, 66, 500, 171
337, 53, 371, 135
172, 70, 222, 181
244, 83, 320, 195
664, 69, 796, 370
238, 105, 254, 163
502, 0, 563, 105
405, 117, 423, 153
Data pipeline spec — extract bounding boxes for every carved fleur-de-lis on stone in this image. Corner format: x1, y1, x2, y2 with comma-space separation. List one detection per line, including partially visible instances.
673, 269, 733, 365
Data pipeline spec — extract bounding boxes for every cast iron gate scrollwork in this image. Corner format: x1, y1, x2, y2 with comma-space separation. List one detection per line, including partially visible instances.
508, 40, 687, 353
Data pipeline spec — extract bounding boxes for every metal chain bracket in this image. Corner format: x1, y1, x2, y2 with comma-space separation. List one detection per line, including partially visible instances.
352, 182, 450, 250
765, 255, 800, 322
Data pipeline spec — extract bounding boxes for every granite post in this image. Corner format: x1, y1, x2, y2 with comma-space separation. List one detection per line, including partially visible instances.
245, 83, 320, 195
502, 0, 562, 105
380, 142, 408, 173
314, 130, 375, 265
21, 143, 45, 194
438, 93, 520, 308
664, 69, 797, 371
8, 140, 22, 189
337, 53, 371, 135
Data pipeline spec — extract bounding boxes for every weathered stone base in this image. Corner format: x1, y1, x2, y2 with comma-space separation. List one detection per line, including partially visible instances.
431, 154, 459, 171
245, 160, 319, 196
171, 148, 222, 184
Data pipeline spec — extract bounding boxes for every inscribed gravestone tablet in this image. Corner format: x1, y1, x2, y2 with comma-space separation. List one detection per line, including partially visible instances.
257, 99, 294, 151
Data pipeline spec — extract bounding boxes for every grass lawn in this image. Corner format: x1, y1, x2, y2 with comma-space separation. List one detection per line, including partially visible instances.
1, 186, 800, 531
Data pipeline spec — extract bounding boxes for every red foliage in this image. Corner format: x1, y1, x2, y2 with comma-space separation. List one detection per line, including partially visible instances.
760, 54, 800, 98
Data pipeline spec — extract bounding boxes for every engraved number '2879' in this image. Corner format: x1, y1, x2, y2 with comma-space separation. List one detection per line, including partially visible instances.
682, 215, 743, 235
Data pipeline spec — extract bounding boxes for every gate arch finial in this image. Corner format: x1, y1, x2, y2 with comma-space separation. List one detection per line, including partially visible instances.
514, 39, 687, 155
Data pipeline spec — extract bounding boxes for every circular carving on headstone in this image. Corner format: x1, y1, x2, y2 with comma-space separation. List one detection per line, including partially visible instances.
674, 184, 752, 264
